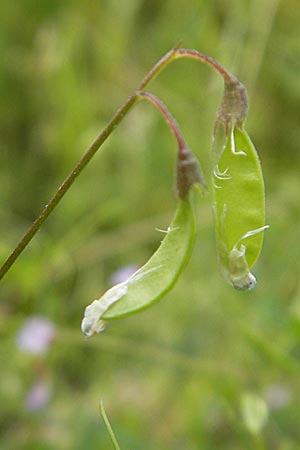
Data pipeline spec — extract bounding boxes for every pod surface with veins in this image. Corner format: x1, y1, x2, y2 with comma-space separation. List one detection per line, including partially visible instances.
213, 126, 268, 290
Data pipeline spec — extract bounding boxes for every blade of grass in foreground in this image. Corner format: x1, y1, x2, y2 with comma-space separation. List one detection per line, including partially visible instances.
100, 400, 122, 450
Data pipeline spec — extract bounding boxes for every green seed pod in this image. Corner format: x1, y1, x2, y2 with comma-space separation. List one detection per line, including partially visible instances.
81, 187, 198, 337
213, 126, 268, 290
81, 146, 204, 337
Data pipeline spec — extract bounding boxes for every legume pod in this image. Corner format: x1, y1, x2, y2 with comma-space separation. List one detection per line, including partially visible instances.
81, 186, 199, 337
213, 126, 268, 290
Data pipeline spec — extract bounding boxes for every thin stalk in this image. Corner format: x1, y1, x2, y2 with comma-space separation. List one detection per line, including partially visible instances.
137, 90, 187, 150
138, 90, 206, 197
99, 400, 122, 450
175, 48, 238, 84
175, 48, 248, 133
0, 46, 179, 281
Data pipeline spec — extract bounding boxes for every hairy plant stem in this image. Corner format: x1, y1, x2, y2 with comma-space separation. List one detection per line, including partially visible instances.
0, 45, 243, 281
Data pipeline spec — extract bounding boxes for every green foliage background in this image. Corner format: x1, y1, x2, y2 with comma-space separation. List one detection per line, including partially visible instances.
1, 1, 300, 449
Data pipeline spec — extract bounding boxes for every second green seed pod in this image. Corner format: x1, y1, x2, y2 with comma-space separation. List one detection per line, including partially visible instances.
213, 126, 268, 290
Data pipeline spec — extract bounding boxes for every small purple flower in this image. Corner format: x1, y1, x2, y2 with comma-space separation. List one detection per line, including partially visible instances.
25, 381, 51, 411
263, 384, 291, 410
110, 264, 138, 285
16, 316, 56, 355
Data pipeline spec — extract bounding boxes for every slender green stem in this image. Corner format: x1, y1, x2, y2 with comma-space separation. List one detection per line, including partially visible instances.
0, 43, 241, 281
0, 46, 179, 281
100, 400, 122, 450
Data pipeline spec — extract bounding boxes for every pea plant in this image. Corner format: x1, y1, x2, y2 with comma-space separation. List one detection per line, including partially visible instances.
0, 44, 268, 447
81, 83, 268, 336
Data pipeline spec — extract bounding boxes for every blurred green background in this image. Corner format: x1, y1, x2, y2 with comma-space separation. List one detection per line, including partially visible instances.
1, 1, 300, 449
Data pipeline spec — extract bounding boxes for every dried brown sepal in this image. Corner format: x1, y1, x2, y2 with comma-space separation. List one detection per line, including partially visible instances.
176, 147, 206, 198
214, 80, 248, 136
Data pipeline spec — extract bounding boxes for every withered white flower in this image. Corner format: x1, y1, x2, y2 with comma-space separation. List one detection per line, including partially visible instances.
81, 283, 128, 337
